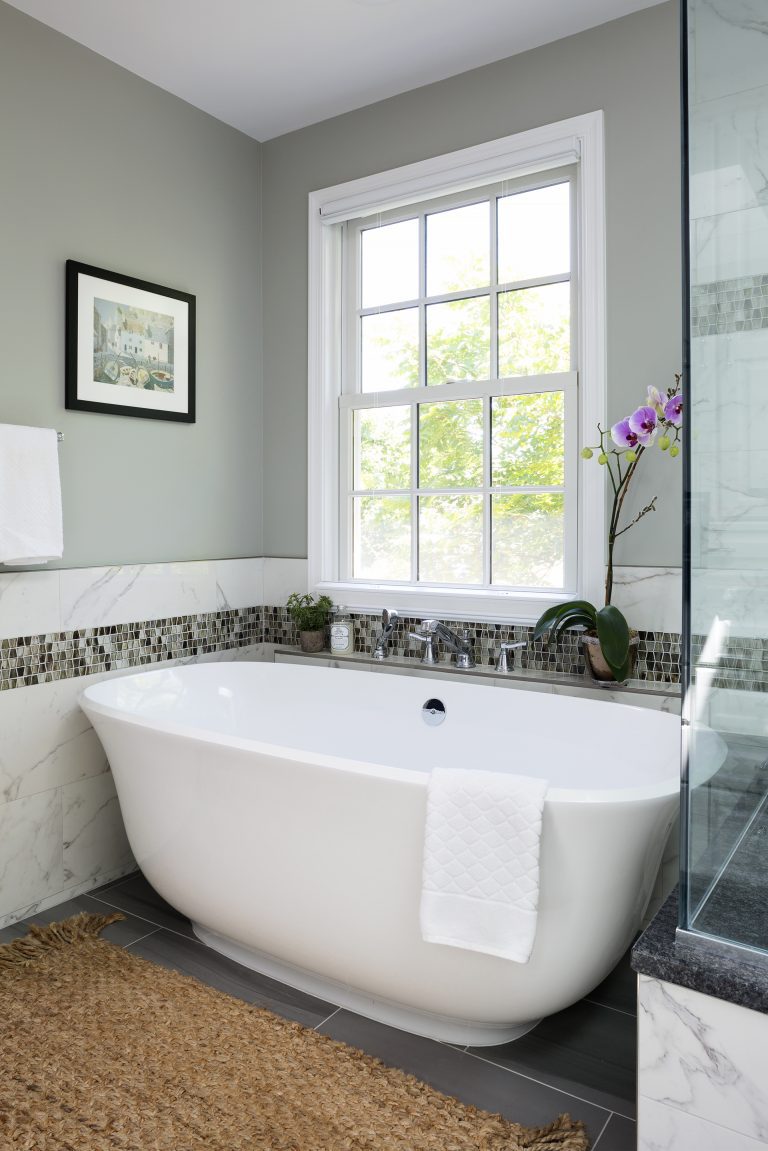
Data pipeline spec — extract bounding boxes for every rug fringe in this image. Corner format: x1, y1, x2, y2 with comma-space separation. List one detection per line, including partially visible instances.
0, 912, 125, 967
522, 1113, 589, 1149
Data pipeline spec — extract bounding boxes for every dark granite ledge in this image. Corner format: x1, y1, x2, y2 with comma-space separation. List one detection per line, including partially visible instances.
631, 890, 768, 1015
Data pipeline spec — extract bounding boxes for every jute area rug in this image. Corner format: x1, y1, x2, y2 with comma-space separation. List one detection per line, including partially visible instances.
0, 913, 589, 1150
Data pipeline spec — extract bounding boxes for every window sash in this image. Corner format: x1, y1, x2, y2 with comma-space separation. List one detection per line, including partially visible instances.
307, 112, 606, 622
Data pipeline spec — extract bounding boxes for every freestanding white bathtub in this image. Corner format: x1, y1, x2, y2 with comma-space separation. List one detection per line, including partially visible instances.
80, 661, 680, 1045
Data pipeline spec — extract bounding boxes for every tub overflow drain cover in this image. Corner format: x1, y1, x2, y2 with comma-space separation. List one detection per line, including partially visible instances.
422, 698, 446, 726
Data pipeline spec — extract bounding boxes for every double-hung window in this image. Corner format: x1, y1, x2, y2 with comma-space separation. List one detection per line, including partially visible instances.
309, 114, 606, 621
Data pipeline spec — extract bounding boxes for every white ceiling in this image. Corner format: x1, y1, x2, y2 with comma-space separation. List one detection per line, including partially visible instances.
5, 0, 668, 141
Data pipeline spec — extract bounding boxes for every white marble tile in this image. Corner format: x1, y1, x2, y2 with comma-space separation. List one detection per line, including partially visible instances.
690, 83, 768, 220
638, 1095, 768, 1151
263, 557, 308, 605
639, 975, 768, 1142
611, 566, 682, 633
691, 568, 768, 639
707, 687, 768, 737
690, 0, 768, 106
0, 790, 63, 920
0, 674, 108, 805
0, 570, 60, 640
214, 557, 263, 610
692, 204, 768, 287
60, 561, 218, 630
0, 863, 136, 930
62, 772, 134, 887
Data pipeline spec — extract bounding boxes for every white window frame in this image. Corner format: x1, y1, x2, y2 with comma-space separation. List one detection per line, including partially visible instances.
308, 111, 606, 623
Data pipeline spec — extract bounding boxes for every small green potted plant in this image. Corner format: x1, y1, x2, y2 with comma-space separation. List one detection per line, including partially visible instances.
534, 376, 683, 684
286, 592, 334, 654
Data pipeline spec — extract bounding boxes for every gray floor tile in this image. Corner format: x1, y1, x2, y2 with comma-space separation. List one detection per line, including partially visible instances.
469, 999, 636, 1118
0, 920, 30, 944
21, 895, 157, 947
593, 1113, 636, 1150
319, 1009, 610, 1142
587, 948, 637, 1016
88, 871, 140, 897
88, 872, 196, 938
128, 929, 337, 1029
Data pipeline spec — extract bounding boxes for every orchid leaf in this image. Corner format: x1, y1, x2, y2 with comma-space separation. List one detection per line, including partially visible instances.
534, 601, 597, 642
596, 605, 631, 681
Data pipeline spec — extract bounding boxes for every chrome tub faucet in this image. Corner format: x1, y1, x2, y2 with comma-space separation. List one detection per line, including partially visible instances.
418, 619, 476, 669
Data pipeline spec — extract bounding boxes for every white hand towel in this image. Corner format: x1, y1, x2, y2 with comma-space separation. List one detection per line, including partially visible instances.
420, 767, 548, 963
0, 424, 63, 565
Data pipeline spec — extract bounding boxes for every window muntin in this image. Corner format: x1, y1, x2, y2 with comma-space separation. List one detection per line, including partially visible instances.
342, 174, 576, 593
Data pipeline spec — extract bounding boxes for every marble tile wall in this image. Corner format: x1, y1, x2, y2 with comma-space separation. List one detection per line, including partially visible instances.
638, 974, 768, 1149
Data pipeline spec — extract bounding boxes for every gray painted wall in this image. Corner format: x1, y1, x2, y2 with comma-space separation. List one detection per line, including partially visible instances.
261, 2, 682, 567
0, 1, 263, 568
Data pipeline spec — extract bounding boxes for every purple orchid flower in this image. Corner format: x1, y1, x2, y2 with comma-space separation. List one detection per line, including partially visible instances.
611, 417, 653, 450
664, 394, 683, 426
629, 406, 658, 438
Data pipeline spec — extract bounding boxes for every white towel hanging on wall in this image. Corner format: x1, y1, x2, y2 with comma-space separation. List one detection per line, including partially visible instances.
0, 423, 64, 565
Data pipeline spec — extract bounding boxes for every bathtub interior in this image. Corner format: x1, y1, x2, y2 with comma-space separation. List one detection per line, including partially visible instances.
82, 660, 681, 794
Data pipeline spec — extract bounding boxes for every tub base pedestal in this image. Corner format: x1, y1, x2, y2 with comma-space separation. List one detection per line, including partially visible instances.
192, 922, 541, 1047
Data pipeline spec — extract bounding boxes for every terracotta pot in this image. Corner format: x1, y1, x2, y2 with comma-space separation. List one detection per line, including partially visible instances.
298, 628, 326, 653
582, 633, 639, 684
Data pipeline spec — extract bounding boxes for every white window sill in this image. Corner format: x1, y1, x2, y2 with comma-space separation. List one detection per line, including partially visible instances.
315, 580, 576, 625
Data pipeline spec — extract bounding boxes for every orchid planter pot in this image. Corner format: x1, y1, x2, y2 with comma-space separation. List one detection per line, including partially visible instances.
582, 633, 639, 685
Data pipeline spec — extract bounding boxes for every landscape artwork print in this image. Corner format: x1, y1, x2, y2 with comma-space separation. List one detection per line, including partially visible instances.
93, 298, 175, 393
66, 260, 196, 423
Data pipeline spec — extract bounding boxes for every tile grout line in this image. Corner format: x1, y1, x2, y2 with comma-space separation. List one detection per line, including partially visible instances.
86, 891, 195, 943
122, 927, 161, 949
462, 1048, 629, 1122
589, 1112, 615, 1150
583, 997, 637, 1020
314, 1007, 341, 1031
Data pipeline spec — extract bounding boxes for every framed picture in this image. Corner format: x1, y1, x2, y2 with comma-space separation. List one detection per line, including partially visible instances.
66, 260, 196, 423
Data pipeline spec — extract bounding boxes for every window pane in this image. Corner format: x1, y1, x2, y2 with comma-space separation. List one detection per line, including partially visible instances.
498, 283, 570, 377
361, 219, 419, 307
426, 201, 489, 295
353, 496, 411, 580
492, 393, 564, 486
419, 399, 483, 488
492, 494, 564, 587
427, 297, 490, 386
355, 406, 410, 490
361, 308, 418, 392
498, 183, 570, 283
419, 495, 483, 584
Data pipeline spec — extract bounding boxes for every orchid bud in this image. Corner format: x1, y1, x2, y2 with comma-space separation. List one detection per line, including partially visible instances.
669, 444, 680, 458
598, 453, 609, 465
658, 435, 671, 451
581, 447, 594, 459
625, 450, 637, 462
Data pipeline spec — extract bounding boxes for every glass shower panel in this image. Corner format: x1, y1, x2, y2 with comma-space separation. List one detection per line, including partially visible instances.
683, 0, 768, 956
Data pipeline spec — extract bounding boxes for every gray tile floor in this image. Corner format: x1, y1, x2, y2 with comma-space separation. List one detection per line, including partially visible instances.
2, 873, 638, 1149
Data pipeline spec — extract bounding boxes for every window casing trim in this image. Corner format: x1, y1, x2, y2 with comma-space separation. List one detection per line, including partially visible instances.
308, 112, 606, 623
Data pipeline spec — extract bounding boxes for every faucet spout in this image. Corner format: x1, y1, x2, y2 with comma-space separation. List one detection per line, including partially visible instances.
421, 620, 476, 669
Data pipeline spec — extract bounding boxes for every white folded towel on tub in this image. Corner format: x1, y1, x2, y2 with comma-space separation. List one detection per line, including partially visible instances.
420, 767, 548, 963
0, 424, 63, 564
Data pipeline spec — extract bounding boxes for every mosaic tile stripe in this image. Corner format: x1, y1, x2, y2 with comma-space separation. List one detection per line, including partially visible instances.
263, 607, 682, 685
691, 273, 768, 337
0, 607, 262, 691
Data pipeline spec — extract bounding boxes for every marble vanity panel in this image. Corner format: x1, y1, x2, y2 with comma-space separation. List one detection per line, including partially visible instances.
60, 560, 220, 631
0, 570, 60, 640
262, 557, 308, 605
638, 1095, 768, 1151
0, 673, 108, 804
638, 974, 768, 1144
62, 771, 134, 887
0, 789, 63, 919
214, 558, 264, 610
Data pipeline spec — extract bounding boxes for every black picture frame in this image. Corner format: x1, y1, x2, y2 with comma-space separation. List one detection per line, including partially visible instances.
65, 260, 196, 423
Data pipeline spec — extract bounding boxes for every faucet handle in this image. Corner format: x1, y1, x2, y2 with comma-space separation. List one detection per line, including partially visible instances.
418, 619, 440, 634
409, 631, 439, 664
496, 640, 526, 673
